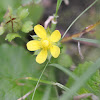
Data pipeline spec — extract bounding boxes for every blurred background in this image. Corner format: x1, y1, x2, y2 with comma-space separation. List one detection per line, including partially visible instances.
1, 0, 100, 64
0, 0, 100, 99
0, 0, 100, 87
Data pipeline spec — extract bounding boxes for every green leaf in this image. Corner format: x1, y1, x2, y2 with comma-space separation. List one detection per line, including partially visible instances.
0, 44, 58, 100
46, 27, 52, 35
21, 21, 33, 33
5, 33, 21, 42
67, 62, 93, 87
17, 7, 29, 19
60, 60, 100, 100
0, 26, 4, 35
49, 64, 78, 80
42, 86, 51, 100
73, 37, 100, 44
0, 44, 44, 100
58, 53, 73, 67
67, 61, 100, 95
56, 0, 62, 15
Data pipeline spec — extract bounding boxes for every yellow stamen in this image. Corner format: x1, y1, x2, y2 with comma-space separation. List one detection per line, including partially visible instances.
41, 39, 50, 48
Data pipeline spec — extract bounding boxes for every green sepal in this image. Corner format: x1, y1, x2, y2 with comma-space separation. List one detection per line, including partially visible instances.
34, 49, 41, 55
46, 27, 52, 36
5, 33, 21, 42
0, 26, 5, 35
21, 21, 33, 33
47, 51, 52, 62
30, 35, 39, 40
56, 41, 61, 47
17, 7, 29, 19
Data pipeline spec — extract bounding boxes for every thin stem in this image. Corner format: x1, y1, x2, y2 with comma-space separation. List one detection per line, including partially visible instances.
61, 0, 98, 39
51, 22, 57, 32
31, 61, 49, 100
51, 0, 62, 32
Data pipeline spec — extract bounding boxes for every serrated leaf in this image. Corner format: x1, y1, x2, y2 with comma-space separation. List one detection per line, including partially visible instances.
21, 21, 33, 33
61, 58, 100, 100
67, 61, 100, 95
0, 26, 4, 35
13, 20, 22, 32
5, 33, 21, 42
5, 17, 22, 32
17, 7, 29, 19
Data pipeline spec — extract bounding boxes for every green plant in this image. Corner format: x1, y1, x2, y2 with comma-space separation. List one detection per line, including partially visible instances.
0, 0, 100, 100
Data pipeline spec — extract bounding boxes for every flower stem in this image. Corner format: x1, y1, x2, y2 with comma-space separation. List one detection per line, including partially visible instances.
51, 22, 57, 32
51, 0, 63, 32
31, 61, 49, 100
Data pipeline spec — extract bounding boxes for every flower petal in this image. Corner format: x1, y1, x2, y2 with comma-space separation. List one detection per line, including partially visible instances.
26, 40, 40, 51
36, 49, 47, 64
50, 30, 61, 42
34, 24, 46, 39
50, 45, 60, 58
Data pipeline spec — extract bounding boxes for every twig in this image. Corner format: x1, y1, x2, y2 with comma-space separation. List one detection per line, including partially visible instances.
78, 33, 84, 60
17, 90, 34, 100
31, 61, 50, 100
17, 85, 40, 100
74, 93, 99, 100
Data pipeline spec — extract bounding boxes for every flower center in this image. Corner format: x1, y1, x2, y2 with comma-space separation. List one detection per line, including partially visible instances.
41, 39, 50, 48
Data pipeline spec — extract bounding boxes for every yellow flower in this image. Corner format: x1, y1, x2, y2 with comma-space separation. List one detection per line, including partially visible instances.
26, 24, 61, 64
